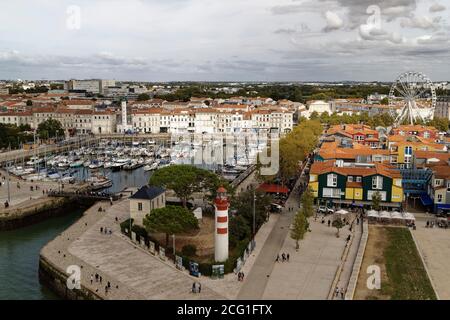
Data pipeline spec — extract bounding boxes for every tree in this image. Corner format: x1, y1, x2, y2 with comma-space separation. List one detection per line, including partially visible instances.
291, 210, 308, 249
300, 187, 314, 217
229, 215, 251, 248
427, 117, 449, 132
231, 189, 272, 234
37, 118, 64, 140
149, 165, 220, 207
143, 205, 199, 247
137, 93, 150, 101
371, 191, 382, 211
332, 218, 344, 238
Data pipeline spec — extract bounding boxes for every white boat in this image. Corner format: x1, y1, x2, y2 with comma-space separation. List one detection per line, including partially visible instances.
87, 176, 113, 190
89, 161, 104, 169
26, 157, 44, 166
143, 162, 159, 171
70, 160, 84, 168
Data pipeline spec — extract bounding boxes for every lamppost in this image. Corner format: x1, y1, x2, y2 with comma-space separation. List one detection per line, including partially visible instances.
172, 234, 176, 256
253, 190, 256, 240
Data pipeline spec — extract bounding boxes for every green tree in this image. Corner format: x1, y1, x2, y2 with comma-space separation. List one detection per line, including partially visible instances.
137, 93, 151, 101
229, 215, 251, 248
149, 165, 220, 207
332, 218, 344, 238
143, 205, 199, 247
427, 117, 449, 132
371, 191, 382, 211
37, 118, 64, 140
291, 210, 308, 249
231, 189, 271, 235
300, 187, 314, 217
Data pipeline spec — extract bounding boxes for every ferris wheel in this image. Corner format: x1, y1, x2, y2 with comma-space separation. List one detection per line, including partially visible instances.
389, 71, 437, 125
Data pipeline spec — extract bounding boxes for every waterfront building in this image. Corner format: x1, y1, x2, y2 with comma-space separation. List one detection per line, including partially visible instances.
130, 185, 166, 226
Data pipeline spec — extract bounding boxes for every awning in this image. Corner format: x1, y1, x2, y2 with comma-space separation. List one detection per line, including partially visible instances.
420, 194, 433, 206
258, 183, 289, 194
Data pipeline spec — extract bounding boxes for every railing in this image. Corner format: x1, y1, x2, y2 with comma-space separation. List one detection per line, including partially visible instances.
48, 190, 120, 201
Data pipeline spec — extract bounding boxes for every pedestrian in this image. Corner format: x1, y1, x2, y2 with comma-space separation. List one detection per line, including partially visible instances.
287, 253, 290, 262
108, 281, 111, 289
115, 217, 118, 222
335, 286, 339, 297
275, 254, 280, 262
99, 276, 102, 284
282, 253, 286, 262
90, 274, 93, 285
100, 227, 103, 233
105, 286, 108, 295
109, 229, 112, 235
328, 220, 331, 227
198, 283, 201, 293
95, 273, 99, 282
340, 288, 345, 299
192, 282, 196, 293
241, 273, 244, 281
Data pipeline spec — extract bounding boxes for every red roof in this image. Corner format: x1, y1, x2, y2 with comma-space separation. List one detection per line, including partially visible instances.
258, 183, 289, 194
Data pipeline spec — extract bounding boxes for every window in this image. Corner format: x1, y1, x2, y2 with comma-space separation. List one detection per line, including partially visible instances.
437, 194, 443, 203
372, 176, 383, 190
347, 176, 353, 182
323, 188, 341, 198
447, 181, 450, 192
435, 179, 442, 187
327, 174, 337, 187
138, 202, 143, 211
404, 146, 413, 156
356, 176, 362, 182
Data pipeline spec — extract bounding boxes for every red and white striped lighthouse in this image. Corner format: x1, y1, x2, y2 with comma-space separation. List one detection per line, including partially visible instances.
214, 186, 229, 262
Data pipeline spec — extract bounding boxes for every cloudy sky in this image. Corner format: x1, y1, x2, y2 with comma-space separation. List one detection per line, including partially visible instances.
0, 0, 449, 81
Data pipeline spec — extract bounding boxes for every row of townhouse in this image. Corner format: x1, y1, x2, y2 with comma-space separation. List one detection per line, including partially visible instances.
310, 160, 404, 209
315, 126, 450, 213
129, 108, 294, 134
0, 107, 116, 135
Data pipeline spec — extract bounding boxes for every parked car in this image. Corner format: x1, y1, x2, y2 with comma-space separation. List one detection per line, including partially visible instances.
317, 206, 334, 214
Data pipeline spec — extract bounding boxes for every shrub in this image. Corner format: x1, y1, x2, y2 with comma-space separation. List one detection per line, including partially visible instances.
131, 224, 148, 241
181, 244, 197, 257
120, 218, 134, 235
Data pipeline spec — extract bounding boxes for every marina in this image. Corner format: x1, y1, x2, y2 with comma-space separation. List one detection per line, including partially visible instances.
2, 135, 270, 193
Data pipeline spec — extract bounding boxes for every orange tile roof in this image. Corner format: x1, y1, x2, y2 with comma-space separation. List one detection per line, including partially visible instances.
311, 160, 401, 179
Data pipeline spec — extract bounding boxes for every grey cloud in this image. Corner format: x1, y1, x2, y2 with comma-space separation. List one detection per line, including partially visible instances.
429, 3, 446, 13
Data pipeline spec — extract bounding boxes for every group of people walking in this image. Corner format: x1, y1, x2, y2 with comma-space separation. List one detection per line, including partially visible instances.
275, 252, 290, 262
90, 273, 118, 295
100, 226, 112, 235
237, 271, 245, 282
335, 286, 346, 299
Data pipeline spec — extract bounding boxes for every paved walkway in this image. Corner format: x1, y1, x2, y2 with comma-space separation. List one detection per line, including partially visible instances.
411, 214, 450, 300
262, 218, 351, 300
237, 162, 307, 299
331, 217, 362, 300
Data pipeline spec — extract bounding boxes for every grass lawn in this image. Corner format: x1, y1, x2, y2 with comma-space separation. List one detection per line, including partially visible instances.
382, 227, 436, 300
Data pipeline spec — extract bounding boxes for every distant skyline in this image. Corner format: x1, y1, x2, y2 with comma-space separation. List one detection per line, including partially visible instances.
0, 0, 449, 82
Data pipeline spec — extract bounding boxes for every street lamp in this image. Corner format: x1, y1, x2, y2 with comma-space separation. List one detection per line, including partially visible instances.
253, 190, 256, 240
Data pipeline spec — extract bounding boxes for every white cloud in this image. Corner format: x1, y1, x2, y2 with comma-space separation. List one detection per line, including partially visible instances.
400, 15, 442, 30
323, 11, 344, 32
